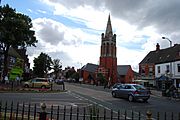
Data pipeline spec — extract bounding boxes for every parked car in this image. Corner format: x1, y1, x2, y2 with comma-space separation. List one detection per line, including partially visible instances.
23, 78, 51, 89
48, 78, 54, 83
55, 79, 64, 85
111, 83, 150, 102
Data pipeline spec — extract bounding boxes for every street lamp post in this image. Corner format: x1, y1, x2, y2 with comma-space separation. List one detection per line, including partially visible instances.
162, 37, 172, 47
162, 37, 173, 79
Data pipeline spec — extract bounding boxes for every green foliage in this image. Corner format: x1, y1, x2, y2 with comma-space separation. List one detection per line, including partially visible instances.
65, 67, 76, 79
51, 59, 62, 79
71, 72, 79, 82
0, 4, 37, 78
33, 52, 52, 77
97, 73, 106, 85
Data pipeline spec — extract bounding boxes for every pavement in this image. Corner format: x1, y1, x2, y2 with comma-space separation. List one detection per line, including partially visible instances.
150, 89, 162, 97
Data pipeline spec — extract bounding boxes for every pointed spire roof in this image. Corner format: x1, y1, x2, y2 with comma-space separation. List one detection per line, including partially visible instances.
105, 14, 113, 36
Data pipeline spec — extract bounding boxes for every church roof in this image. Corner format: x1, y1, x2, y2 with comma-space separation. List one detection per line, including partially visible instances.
117, 65, 131, 75
81, 63, 98, 73
81, 63, 134, 77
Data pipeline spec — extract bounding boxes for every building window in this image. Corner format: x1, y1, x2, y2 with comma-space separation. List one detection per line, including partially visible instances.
178, 64, 180, 73
157, 66, 160, 73
141, 67, 145, 74
106, 43, 109, 56
166, 65, 170, 73
149, 67, 153, 73
149, 67, 153, 76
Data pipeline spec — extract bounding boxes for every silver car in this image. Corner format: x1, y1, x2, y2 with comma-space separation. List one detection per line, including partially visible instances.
111, 83, 150, 102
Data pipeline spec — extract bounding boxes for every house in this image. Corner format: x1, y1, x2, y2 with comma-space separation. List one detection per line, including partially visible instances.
139, 43, 160, 86
139, 43, 180, 87
81, 63, 98, 84
155, 44, 180, 88
0, 47, 30, 80
15, 48, 31, 80
117, 65, 134, 83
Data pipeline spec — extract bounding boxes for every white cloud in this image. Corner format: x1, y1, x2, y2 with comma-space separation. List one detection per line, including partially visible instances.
37, 9, 47, 14
27, 9, 33, 13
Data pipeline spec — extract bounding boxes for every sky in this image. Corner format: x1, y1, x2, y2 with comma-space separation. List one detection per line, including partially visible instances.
1, 0, 180, 72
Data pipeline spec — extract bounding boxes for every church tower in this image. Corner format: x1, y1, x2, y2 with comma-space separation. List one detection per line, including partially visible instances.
98, 15, 117, 85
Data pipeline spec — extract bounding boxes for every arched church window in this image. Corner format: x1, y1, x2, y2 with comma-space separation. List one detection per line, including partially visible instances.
106, 43, 109, 56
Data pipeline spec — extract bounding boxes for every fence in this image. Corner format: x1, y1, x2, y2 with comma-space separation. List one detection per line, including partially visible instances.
0, 101, 180, 120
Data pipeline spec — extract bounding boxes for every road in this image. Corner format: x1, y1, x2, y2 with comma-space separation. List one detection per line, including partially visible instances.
0, 82, 179, 119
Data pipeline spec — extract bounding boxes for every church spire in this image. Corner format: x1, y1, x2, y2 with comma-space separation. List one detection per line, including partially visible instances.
105, 14, 113, 36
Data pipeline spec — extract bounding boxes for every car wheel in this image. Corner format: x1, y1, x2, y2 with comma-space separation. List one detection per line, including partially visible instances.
41, 85, 46, 89
24, 84, 29, 88
112, 92, 117, 98
128, 95, 134, 102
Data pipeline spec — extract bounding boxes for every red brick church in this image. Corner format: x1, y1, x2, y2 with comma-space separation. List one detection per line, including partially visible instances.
81, 15, 134, 85
96, 15, 117, 85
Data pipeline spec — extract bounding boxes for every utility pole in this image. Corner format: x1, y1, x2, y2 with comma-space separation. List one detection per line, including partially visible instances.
162, 37, 174, 87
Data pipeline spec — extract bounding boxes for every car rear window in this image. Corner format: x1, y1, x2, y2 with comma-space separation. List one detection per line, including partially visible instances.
36, 79, 48, 82
133, 85, 146, 90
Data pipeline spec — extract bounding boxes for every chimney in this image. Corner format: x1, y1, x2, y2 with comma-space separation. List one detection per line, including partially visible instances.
156, 43, 160, 51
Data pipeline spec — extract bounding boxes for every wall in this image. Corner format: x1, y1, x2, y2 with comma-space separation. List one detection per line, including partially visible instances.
174, 61, 180, 78
155, 61, 180, 78
82, 70, 96, 84
125, 67, 134, 83
139, 64, 155, 80
100, 57, 117, 84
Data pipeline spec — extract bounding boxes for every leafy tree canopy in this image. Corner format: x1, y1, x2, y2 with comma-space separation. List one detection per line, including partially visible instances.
33, 52, 52, 78
65, 67, 76, 79
0, 4, 37, 78
51, 59, 62, 79
71, 72, 79, 82
97, 73, 106, 85
0, 4, 37, 48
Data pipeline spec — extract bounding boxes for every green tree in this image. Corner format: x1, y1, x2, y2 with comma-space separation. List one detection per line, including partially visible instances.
0, 4, 37, 79
33, 53, 52, 77
65, 67, 76, 79
71, 72, 79, 82
51, 59, 62, 79
97, 73, 106, 85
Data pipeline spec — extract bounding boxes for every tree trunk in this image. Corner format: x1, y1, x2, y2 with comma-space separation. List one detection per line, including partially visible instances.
2, 45, 10, 81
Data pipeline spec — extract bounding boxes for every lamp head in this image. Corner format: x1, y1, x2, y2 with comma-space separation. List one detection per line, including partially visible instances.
162, 37, 166, 39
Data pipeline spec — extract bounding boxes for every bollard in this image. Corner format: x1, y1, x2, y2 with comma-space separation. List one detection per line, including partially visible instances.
39, 103, 47, 120
12, 112, 15, 120
62, 83, 65, 90
11, 81, 14, 91
51, 83, 53, 91
146, 110, 152, 120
